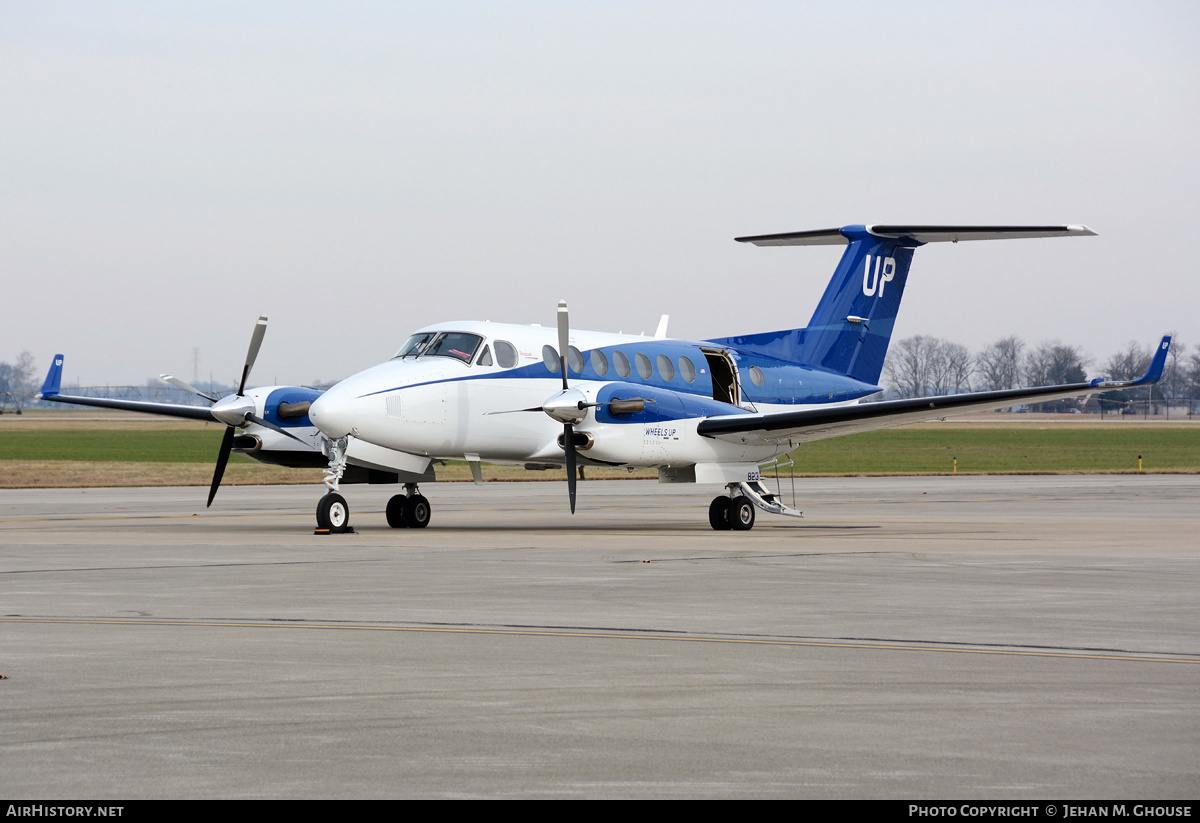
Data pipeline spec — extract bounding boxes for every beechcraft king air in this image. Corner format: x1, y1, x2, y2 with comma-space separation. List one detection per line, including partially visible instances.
40, 224, 1170, 533
300, 224, 1169, 533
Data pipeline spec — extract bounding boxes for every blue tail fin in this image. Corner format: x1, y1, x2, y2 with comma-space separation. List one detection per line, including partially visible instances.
795, 227, 917, 383
709, 225, 918, 384
39, 354, 64, 398
712, 224, 1095, 385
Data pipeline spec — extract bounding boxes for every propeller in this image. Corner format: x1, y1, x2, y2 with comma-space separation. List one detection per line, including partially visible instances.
162, 316, 304, 507
485, 300, 656, 513
557, 301, 578, 514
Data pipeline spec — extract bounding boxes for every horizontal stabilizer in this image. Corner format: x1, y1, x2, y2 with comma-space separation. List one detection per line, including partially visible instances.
736, 224, 1095, 246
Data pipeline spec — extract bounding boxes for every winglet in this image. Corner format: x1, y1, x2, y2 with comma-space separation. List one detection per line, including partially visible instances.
1129, 335, 1172, 386
39, 354, 64, 398
1091, 336, 1172, 389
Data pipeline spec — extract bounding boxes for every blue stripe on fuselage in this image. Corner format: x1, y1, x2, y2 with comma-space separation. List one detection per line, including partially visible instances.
355, 340, 880, 411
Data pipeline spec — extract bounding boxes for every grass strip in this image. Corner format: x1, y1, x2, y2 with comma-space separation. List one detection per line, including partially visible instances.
1, 424, 1197, 488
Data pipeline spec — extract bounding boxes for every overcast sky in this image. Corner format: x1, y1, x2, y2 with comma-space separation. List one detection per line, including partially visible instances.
2, 1, 1197, 387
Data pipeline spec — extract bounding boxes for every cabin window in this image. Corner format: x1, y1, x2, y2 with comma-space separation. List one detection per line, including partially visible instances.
614, 350, 631, 378
568, 346, 585, 375
394, 332, 434, 359
749, 366, 765, 386
678, 356, 696, 383
656, 354, 675, 382
542, 345, 560, 373
424, 332, 483, 364
476, 345, 493, 367
635, 353, 653, 380
591, 350, 609, 377
495, 340, 518, 368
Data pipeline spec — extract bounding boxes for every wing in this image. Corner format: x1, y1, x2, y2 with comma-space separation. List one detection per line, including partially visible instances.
697, 336, 1171, 445
38, 354, 217, 421
40, 393, 218, 421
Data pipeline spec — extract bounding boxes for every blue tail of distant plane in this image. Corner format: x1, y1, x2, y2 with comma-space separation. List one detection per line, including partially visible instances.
39, 354, 64, 398
712, 224, 1095, 386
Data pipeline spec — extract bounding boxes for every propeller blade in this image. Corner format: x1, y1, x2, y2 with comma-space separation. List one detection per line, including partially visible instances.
160, 374, 218, 403
238, 316, 269, 395
208, 425, 235, 507
556, 302, 578, 512
564, 423, 577, 514
557, 300, 570, 391
245, 413, 307, 443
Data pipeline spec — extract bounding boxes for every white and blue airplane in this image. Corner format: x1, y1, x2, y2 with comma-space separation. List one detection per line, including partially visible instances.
40, 224, 1171, 533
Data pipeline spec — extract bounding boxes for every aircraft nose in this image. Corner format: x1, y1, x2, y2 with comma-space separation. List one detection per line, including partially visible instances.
308, 385, 356, 439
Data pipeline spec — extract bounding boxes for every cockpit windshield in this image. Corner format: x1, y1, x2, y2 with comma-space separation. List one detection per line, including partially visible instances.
394, 331, 484, 364
425, 332, 483, 363
394, 333, 434, 359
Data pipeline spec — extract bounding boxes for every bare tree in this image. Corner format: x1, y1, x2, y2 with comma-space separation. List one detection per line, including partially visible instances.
1025, 341, 1087, 386
1161, 333, 1186, 402
1103, 340, 1151, 382
883, 336, 974, 397
1184, 350, 1200, 409
1025, 341, 1087, 411
927, 341, 974, 395
976, 336, 1025, 391
0, 352, 36, 412
883, 336, 936, 397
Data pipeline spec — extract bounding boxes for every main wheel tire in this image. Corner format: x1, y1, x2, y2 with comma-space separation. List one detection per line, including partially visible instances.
386, 494, 409, 528
404, 494, 431, 529
317, 492, 350, 533
729, 496, 755, 531
709, 496, 732, 531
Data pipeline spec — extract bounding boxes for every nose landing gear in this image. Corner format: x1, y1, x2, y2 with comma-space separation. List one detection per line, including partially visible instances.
315, 436, 353, 534
316, 492, 351, 533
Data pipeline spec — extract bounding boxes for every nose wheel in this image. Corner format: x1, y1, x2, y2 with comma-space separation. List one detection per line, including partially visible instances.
316, 492, 351, 533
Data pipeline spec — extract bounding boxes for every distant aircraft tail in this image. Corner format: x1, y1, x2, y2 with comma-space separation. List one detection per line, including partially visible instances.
712, 224, 1095, 385
39, 354, 64, 398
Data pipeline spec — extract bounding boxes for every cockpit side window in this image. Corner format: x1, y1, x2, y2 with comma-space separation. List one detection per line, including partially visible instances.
477, 345, 493, 367
494, 340, 518, 368
424, 332, 483, 364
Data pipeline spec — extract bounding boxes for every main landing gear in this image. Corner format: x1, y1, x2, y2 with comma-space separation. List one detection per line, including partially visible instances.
385, 484, 431, 529
708, 493, 755, 531
708, 480, 804, 531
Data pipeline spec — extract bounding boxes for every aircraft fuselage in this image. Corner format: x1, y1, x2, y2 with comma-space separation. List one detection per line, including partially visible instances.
308, 320, 878, 479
